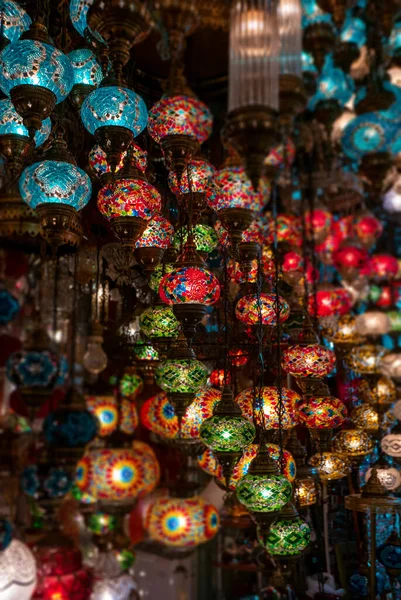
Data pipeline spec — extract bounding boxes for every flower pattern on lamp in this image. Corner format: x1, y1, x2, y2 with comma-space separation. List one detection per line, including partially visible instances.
140, 305, 180, 340
0, 539, 37, 600
141, 388, 221, 440
159, 266, 220, 306
6, 350, 68, 389
207, 166, 267, 213
0, 1, 31, 43
265, 513, 311, 556
75, 441, 160, 502
135, 215, 174, 249
19, 161, 92, 210
173, 224, 218, 254
236, 471, 292, 513
281, 343, 336, 378
0, 98, 51, 146
68, 48, 102, 86
309, 452, 350, 481
346, 344, 387, 375
89, 142, 147, 177
0, 39, 73, 103
119, 373, 144, 400
341, 113, 394, 162
86, 394, 119, 437
236, 387, 300, 430
297, 397, 347, 429
333, 429, 374, 458
200, 414, 255, 453
168, 158, 215, 195
235, 293, 290, 327
145, 496, 219, 548
97, 179, 161, 220
81, 86, 148, 136
155, 358, 208, 393
147, 95, 213, 144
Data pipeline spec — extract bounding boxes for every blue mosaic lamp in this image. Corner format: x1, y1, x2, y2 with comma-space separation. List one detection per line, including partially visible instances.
341, 112, 395, 162
68, 48, 103, 109
0, 20, 73, 137
81, 75, 148, 172
308, 55, 354, 111
70, 0, 95, 38
0, 98, 51, 176
19, 130, 92, 250
0, 0, 31, 43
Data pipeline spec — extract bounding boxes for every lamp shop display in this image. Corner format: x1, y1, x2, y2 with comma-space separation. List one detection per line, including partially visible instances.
3, 0, 401, 599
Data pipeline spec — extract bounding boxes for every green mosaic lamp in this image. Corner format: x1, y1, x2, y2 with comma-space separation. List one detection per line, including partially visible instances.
265, 503, 311, 557
236, 443, 292, 541
200, 385, 255, 488
139, 304, 180, 356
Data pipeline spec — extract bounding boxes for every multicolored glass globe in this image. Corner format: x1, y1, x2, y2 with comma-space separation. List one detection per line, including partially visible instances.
173, 224, 218, 255
328, 314, 365, 348
19, 160, 92, 210
68, 48, 102, 87
89, 142, 147, 177
119, 372, 144, 401
145, 496, 219, 548
353, 213, 383, 248
86, 394, 119, 437
75, 441, 160, 503
309, 452, 350, 481
236, 468, 292, 513
236, 386, 300, 430
200, 412, 255, 453
264, 508, 311, 556
281, 343, 336, 378
235, 293, 290, 327
309, 288, 352, 318
21, 463, 72, 501
293, 478, 318, 507
155, 358, 208, 394
0, 39, 74, 103
357, 375, 396, 406
148, 95, 213, 144
159, 266, 220, 306
309, 59, 354, 111
297, 397, 347, 429
135, 215, 174, 250
346, 344, 387, 375
207, 166, 267, 213
139, 305, 180, 341
81, 85, 148, 136
366, 254, 399, 281
168, 158, 215, 195
133, 340, 159, 362
97, 178, 161, 220
0, 98, 51, 147
141, 387, 220, 440
266, 213, 302, 247
333, 429, 374, 458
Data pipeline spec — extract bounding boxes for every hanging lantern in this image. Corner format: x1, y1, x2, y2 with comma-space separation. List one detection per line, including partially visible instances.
68, 48, 103, 109
297, 396, 347, 429
264, 503, 311, 557
355, 311, 391, 337
139, 305, 180, 347
0, 1, 31, 44
148, 95, 213, 180
293, 477, 318, 508
119, 371, 144, 401
304, 207, 333, 243
134, 215, 174, 272
88, 142, 147, 182
168, 158, 215, 216
209, 369, 230, 388
235, 293, 290, 328
353, 212, 383, 249
333, 244, 368, 281
365, 254, 399, 281
145, 496, 219, 548
346, 344, 387, 375
365, 464, 401, 491
281, 343, 336, 378
86, 394, 120, 437
328, 314, 365, 351
19, 130, 91, 250
351, 404, 382, 434
333, 429, 374, 459
308, 287, 352, 319
381, 353, 401, 380
173, 224, 219, 259
236, 386, 300, 430
309, 452, 350, 481
357, 375, 396, 407
0, 21, 73, 137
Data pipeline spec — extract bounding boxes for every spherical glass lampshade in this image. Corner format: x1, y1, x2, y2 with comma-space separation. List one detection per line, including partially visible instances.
43, 404, 98, 448
133, 340, 159, 362
145, 496, 219, 548
68, 48, 102, 87
346, 344, 387, 375
380, 353, 401, 379
235, 293, 290, 327
351, 404, 380, 433
173, 224, 218, 255
139, 305, 180, 340
119, 372, 144, 401
141, 387, 220, 440
155, 358, 208, 393
267, 213, 302, 246
308, 287, 352, 318
354, 214, 383, 248
75, 440, 160, 503
341, 112, 394, 162
358, 375, 396, 406
309, 452, 350, 481
200, 414, 255, 452
265, 512, 311, 556
366, 254, 399, 281
168, 158, 215, 195
19, 160, 92, 210
89, 142, 147, 177
381, 432, 401, 458
86, 394, 119, 437
366, 465, 401, 491
97, 178, 161, 220
6, 349, 68, 389
297, 396, 347, 429
304, 208, 333, 242
281, 343, 336, 378
0, 98, 51, 146
0, 39, 73, 103
333, 244, 368, 273
0, 539, 37, 599
329, 314, 365, 346
135, 215, 174, 249
206, 166, 267, 213
236, 471, 292, 513
355, 311, 391, 337
159, 266, 220, 306
81, 85, 148, 136
236, 386, 300, 430
229, 347, 249, 367
333, 429, 374, 457
293, 478, 317, 507
147, 95, 213, 144
0, 0, 31, 43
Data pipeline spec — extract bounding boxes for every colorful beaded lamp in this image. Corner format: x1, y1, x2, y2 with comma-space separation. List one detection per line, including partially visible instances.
281, 343, 336, 378
135, 215, 174, 272
86, 394, 119, 437
354, 213, 383, 249
264, 503, 311, 557
145, 495, 219, 548
139, 305, 180, 344
89, 142, 147, 180
173, 224, 219, 257
168, 158, 215, 196
119, 372, 144, 401
236, 386, 300, 430
155, 357, 208, 395
297, 396, 347, 429
235, 293, 290, 327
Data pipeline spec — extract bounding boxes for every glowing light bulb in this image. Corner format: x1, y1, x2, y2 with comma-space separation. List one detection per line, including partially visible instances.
83, 332, 108, 375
